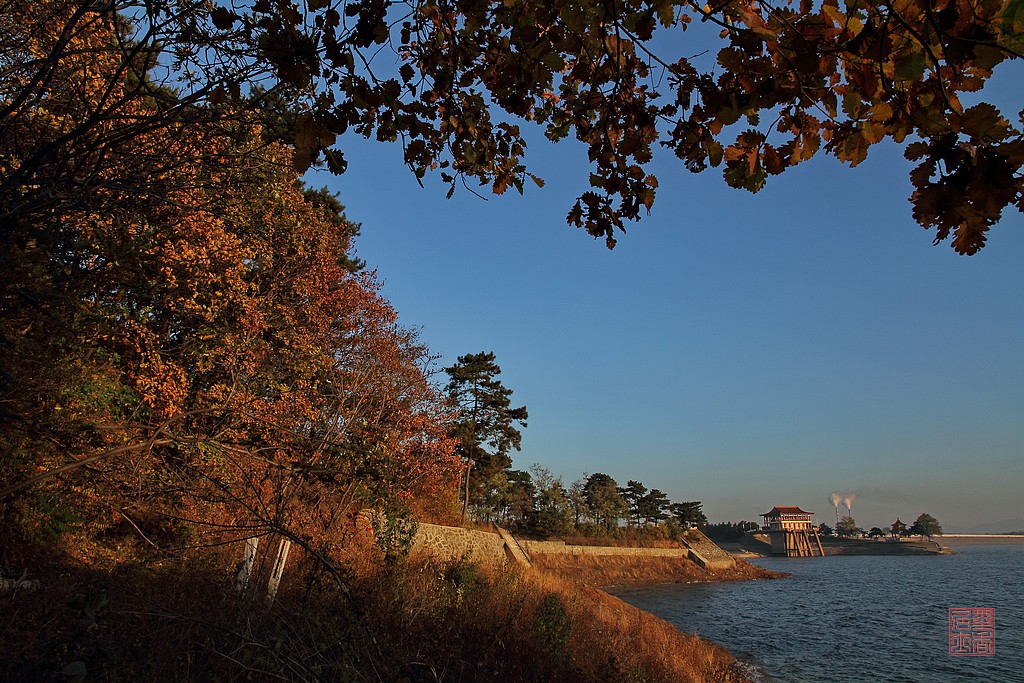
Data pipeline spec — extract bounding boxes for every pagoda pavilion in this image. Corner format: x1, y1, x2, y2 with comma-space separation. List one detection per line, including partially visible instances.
890, 518, 908, 537
760, 505, 824, 557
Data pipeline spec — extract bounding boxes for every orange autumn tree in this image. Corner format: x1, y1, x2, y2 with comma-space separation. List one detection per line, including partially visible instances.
4, 0, 1022, 256
1, 1, 459, 573
103, 139, 462, 554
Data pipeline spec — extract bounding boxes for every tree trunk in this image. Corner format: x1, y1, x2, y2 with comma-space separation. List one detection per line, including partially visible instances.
235, 536, 259, 593
461, 461, 472, 524
265, 537, 291, 605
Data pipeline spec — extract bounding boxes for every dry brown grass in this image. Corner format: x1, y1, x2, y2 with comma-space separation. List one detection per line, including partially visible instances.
523, 569, 748, 683
560, 535, 685, 549
2, 523, 767, 682
530, 552, 784, 587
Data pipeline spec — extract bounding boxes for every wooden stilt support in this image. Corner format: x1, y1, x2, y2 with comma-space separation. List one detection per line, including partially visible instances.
763, 507, 824, 557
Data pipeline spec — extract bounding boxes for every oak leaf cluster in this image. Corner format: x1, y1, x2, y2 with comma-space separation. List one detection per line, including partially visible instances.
4, 0, 1021, 255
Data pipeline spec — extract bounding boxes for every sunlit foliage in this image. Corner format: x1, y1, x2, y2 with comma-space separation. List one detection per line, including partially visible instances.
1, 1, 459, 559
4, 0, 1022, 256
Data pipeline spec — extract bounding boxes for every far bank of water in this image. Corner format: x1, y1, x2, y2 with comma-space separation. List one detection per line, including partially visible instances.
608, 544, 1023, 682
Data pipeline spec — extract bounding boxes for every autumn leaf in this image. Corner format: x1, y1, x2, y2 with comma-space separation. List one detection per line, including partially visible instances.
960, 103, 1012, 142
210, 6, 236, 30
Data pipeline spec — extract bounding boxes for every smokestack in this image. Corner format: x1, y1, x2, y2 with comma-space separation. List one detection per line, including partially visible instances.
843, 494, 856, 516
829, 492, 842, 526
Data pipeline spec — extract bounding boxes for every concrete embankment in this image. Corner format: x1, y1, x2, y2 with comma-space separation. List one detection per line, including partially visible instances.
723, 533, 961, 556
819, 539, 954, 555
940, 534, 1024, 546
529, 552, 783, 586
408, 523, 784, 585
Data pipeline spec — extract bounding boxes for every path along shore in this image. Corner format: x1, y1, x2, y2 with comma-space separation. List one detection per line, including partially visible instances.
940, 534, 1024, 545
719, 533, 1024, 557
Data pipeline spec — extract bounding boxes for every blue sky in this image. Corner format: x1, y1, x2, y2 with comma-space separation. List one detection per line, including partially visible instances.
313, 62, 1023, 533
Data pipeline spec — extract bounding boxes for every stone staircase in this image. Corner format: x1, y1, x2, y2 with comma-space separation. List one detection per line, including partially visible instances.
495, 526, 532, 567
682, 529, 735, 570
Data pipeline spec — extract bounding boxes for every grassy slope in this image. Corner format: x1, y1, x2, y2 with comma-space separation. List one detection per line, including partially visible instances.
530, 552, 783, 586
1, 529, 768, 682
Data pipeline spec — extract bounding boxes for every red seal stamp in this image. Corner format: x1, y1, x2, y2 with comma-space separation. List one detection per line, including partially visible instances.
948, 607, 995, 656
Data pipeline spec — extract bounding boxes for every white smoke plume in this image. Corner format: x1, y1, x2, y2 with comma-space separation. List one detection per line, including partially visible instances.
829, 492, 842, 510
843, 494, 856, 515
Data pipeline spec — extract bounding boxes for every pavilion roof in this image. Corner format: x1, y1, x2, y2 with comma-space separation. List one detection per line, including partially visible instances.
760, 506, 814, 517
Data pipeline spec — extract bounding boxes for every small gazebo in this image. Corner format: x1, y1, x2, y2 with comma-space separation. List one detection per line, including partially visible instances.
890, 518, 907, 537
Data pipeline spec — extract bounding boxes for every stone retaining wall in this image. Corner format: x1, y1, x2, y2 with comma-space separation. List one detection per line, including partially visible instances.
410, 523, 509, 564
519, 540, 688, 558
409, 524, 737, 571
518, 540, 568, 555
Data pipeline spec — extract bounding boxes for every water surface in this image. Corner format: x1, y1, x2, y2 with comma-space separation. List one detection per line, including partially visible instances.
609, 545, 1023, 682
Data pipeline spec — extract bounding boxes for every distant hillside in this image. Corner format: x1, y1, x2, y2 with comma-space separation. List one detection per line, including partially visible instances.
945, 518, 1024, 534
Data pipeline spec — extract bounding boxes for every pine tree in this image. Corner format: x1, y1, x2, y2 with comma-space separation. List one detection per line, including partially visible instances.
583, 473, 627, 532
444, 352, 527, 521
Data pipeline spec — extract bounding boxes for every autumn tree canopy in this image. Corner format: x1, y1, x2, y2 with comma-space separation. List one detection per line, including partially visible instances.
1, 1, 460, 558
3, 0, 1022, 257
0, 0, 1018, 573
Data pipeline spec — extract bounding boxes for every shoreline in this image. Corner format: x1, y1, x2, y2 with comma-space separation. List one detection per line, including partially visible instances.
523, 536, 1024, 682
717, 534, 1024, 557
603, 539, 1023, 683
527, 553, 786, 683
530, 552, 788, 587
939, 534, 1024, 545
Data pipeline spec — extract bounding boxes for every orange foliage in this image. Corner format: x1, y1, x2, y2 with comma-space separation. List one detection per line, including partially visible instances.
1, 0, 459, 557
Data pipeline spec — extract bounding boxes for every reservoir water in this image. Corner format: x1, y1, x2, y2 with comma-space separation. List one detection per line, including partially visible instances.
608, 544, 1023, 682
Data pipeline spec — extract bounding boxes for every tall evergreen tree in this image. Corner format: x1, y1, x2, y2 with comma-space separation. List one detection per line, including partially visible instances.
583, 473, 627, 532
567, 478, 588, 528
500, 469, 536, 529
669, 502, 708, 529
638, 489, 670, 526
621, 480, 648, 527
530, 465, 573, 538
444, 352, 528, 521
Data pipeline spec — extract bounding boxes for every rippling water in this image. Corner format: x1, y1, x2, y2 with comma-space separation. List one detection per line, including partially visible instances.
608, 545, 1023, 682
